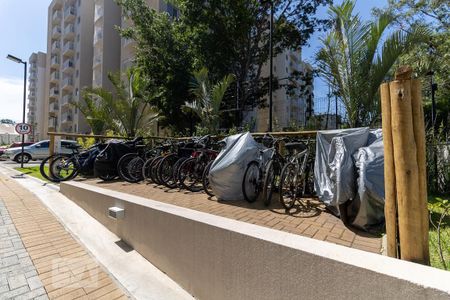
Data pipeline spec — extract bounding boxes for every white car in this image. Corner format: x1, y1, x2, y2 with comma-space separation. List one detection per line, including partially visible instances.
4, 140, 79, 163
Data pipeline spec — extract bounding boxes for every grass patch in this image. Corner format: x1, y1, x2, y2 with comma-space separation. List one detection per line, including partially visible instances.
14, 166, 48, 182
428, 194, 450, 270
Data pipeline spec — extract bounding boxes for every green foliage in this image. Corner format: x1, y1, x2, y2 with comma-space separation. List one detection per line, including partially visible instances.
76, 136, 96, 149
117, 0, 193, 133
428, 195, 450, 270
79, 68, 159, 138
315, 0, 430, 127
183, 68, 235, 134
117, 0, 330, 131
14, 166, 48, 182
374, 0, 449, 132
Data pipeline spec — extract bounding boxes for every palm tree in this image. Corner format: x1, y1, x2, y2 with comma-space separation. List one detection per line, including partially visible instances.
76, 88, 113, 135
183, 67, 235, 134
80, 68, 159, 137
316, 0, 430, 127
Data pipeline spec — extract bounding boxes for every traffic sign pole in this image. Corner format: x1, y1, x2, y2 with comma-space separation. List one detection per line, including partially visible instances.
15, 123, 32, 168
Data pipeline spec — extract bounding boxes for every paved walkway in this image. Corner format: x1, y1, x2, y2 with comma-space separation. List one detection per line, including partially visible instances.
0, 175, 129, 299
83, 179, 383, 254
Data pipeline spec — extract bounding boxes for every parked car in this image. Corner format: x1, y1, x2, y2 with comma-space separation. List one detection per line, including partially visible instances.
0, 142, 34, 156
3, 140, 80, 163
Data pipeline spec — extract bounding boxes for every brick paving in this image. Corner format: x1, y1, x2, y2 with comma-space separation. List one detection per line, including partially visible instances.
83, 179, 383, 254
0, 175, 129, 299
0, 199, 47, 300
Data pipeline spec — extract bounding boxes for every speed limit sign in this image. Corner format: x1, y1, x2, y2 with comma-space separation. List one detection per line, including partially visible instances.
15, 123, 32, 135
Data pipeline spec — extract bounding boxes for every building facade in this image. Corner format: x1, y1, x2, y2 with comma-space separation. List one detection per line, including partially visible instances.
244, 49, 314, 132
92, 0, 122, 90
45, 0, 94, 135
27, 52, 47, 142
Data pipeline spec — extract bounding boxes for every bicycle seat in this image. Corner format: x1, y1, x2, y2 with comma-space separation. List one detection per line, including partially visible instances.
284, 142, 307, 152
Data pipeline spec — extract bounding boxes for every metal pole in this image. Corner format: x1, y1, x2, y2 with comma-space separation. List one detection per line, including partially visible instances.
268, 1, 274, 132
21, 62, 27, 168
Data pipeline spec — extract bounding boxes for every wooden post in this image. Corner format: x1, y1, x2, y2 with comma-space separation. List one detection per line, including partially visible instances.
388, 67, 429, 264
49, 134, 55, 158
380, 83, 398, 258
410, 79, 430, 263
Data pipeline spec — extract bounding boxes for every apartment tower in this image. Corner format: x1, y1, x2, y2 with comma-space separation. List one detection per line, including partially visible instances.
93, 0, 122, 89
27, 52, 47, 142
246, 49, 313, 132
45, 0, 94, 135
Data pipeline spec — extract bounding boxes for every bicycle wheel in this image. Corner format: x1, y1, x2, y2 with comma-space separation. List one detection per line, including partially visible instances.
117, 153, 137, 182
242, 161, 261, 203
157, 154, 179, 188
262, 160, 282, 207
279, 162, 300, 209
49, 155, 80, 182
172, 157, 187, 188
40, 154, 70, 182
202, 160, 214, 197
127, 156, 145, 183
150, 156, 164, 185
142, 157, 157, 183
178, 157, 205, 192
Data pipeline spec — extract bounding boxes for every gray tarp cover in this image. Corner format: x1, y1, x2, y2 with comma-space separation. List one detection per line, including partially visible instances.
314, 128, 385, 231
209, 132, 264, 201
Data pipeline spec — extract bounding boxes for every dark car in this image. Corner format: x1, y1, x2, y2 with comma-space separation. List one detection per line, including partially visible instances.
0, 142, 34, 156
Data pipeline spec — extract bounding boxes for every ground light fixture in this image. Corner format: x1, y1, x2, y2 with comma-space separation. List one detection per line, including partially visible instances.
6, 53, 28, 168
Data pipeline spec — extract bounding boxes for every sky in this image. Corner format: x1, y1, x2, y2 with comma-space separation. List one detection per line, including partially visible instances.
0, 0, 387, 123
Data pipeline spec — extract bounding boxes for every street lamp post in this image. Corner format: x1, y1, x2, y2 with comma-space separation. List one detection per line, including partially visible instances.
6, 54, 27, 168
268, 0, 274, 132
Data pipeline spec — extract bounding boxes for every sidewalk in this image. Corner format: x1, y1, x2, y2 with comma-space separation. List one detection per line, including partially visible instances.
0, 174, 128, 299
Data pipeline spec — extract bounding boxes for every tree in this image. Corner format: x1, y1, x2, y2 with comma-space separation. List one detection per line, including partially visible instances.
79, 68, 159, 137
183, 68, 235, 134
374, 0, 449, 132
174, 0, 330, 120
117, 0, 194, 133
117, 0, 330, 130
315, 0, 430, 127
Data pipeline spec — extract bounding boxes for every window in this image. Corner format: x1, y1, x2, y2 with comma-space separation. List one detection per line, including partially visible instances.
77, 34, 80, 42
40, 141, 49, 148
77, 16, 80, 24
273, 65, 276, 72
76, 70, 79, 78
75, 88, 79, 96
61, 141, 71, 148
76, 52, 80, 60
286, 55, 288, 60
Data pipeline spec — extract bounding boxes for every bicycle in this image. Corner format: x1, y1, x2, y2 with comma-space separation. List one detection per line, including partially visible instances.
117, 142, 155, 183
241, 134, 282, 203
48, 143, 106, 182
278, 139, 315, 210
201, 140, 226, 197
39, 144, 81, 182
178, 136, 218, 192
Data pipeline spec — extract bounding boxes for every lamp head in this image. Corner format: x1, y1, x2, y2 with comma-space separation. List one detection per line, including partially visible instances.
6, 54, 24, 64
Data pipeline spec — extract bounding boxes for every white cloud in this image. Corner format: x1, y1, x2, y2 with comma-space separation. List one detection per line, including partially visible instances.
0, 77, 27, 123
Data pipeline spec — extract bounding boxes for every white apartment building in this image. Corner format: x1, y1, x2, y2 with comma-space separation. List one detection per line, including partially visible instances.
45, 0, 94, 135
245, 48, 314, 132
27, 52, 47, 142
92, 0, 122, 90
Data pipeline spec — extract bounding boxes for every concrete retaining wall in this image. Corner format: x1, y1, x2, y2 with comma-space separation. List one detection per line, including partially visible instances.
60, 181, 450, 300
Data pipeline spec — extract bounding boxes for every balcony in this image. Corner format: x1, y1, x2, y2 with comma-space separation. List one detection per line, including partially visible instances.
63, 41, 75, 56
29, 71, 37, 78
29, 63, 37, 71
64, 6, 76, 22
64, 24, 75, 39
51, 41, 61, 53
52, 10, 62, 24
28, 92, 36, 99
93, 54, 102, 68
51, 56, 60, 68
61, 94, 74, 107
27, 101, 36, 110
94, 6, 104, 22
61, 112, 73, 125
52, 26, 61, 38
62, 77, 74, 91
50, 71, 60, 83
49, 102, 59, 116
49, 87, 59, 98
94, 29, 103, 45
121, 38, 134, 49
62, 59, 75, 73
29, 82, 36, 90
